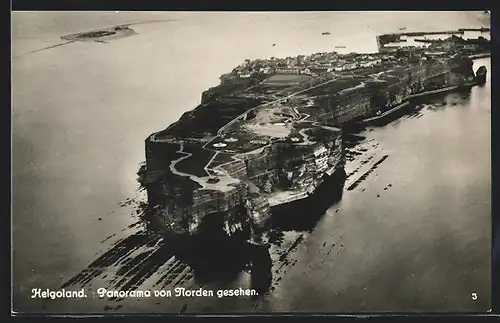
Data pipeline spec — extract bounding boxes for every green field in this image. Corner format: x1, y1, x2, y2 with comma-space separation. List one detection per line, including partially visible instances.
264, 74, 312, 84
301, 77, 368, 97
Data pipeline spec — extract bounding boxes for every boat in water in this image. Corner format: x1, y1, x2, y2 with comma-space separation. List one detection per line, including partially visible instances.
322, 32, 331, 35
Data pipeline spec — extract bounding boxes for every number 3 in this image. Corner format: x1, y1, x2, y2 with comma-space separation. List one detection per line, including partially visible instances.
472, 293, 478, 300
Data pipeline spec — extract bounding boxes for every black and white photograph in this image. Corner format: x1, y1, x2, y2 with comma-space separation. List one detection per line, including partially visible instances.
12, 10, 492, 314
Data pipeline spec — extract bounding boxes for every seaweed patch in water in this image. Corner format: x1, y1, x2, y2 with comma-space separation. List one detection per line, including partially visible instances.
346, 155, 389, 191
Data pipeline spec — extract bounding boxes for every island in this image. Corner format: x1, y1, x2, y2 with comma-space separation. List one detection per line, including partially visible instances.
61, 25, 137, 43
140, 29, 489, 245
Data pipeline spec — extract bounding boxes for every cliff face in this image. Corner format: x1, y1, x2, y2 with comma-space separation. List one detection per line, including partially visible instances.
201, 75, 267, 104
143, 50, 475, 239
331, 55, 475, 121
144, 120, 344, 237
163, 183, 250, 236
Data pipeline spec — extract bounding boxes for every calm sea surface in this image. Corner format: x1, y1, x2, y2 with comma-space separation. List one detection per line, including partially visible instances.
12, 11, 491, 313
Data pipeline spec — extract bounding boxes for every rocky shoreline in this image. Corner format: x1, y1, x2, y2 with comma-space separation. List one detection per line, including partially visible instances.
141, 31, 487, 246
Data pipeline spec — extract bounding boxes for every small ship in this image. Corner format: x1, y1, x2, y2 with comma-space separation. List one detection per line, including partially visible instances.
322, 32, 331, 35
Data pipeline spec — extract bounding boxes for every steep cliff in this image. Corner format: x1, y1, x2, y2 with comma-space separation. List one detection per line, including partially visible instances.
144, 111, 345, 238
143, 49, 476, 240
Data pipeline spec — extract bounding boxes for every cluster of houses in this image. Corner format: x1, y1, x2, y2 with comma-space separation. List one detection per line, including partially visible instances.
231, 52, 387, 78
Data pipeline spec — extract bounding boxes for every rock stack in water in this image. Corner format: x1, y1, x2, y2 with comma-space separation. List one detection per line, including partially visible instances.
476, 66, 487, 85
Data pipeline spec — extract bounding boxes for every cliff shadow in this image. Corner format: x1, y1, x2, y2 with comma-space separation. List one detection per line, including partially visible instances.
268, 168, 346, 233
248, 244, 272, 296
342, 121, 367, 135
415, 87, 473, 104
173, 215, 272, 294
343, 133, 367, 148
136, 169, 272, 293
